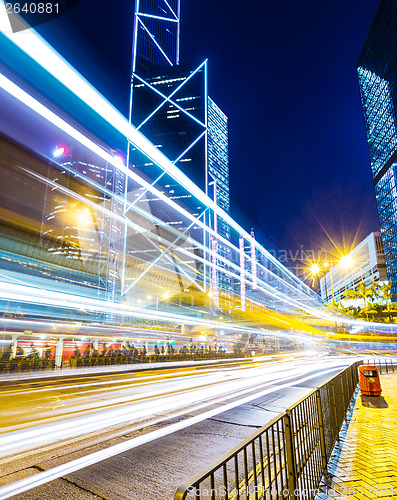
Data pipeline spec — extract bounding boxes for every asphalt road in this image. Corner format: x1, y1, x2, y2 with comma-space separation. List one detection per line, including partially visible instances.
0, 355, 357, 499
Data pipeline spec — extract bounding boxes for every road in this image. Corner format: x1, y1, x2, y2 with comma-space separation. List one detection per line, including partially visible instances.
0, 354, 357, 499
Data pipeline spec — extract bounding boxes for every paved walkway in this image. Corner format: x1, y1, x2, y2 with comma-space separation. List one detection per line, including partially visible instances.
319, 373, 397, 499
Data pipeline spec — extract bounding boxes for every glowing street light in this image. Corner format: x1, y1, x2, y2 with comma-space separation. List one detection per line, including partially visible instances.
310, 264, 320, 276
77, 208, 92, 227
309, 261, 333, 307
340, 254, 353, 269
311, 253, 355, 308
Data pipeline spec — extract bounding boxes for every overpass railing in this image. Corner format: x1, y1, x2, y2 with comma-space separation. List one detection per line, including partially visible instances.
364, 358, 397, 374
175, 361, 361, 500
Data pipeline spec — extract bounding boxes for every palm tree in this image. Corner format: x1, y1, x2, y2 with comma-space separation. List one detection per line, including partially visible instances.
344, 288, 358, 300
357, 282, 376, 319
367, 281, 381, 320
380, 281, 393, 312
343, 288, 360, 315
344, 282, 377, 320
369, 281, 381, 304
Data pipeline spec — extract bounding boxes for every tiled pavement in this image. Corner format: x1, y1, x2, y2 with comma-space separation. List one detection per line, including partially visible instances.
317, 373, 397, 499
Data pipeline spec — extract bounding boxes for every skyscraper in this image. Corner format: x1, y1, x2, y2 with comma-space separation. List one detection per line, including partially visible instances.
129, 0, 231, 292
357, 0, 397, 295
132, 0, 180, 76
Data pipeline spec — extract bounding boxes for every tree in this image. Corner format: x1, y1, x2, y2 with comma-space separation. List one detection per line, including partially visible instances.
367, 281, 381, 310
380, 281, 393, 312
344, 288, 359, 302
344, 282, 376, 320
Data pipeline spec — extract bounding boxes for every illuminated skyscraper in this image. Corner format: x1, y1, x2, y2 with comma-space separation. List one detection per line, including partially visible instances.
132, 0, 180, 75
357, 0, 397, 294
129, 0, 231, 291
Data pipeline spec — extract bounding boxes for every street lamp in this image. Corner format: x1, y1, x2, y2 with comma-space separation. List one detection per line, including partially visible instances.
340, 254, 353, 269
311, 263, 331, 306
310, 254, 354, 308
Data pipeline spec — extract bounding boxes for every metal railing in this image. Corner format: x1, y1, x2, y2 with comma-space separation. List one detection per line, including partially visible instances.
364, 358, 397, 374
0, 351, 252, 374
175, 362, 361, 500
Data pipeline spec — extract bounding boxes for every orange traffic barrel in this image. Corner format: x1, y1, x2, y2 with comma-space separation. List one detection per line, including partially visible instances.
359, 365, 382, 396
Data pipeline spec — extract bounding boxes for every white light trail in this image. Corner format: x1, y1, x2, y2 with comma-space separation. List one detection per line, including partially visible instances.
0, 71, 324, 319
0, 362, 348, 499
0, 277, 277, 333
0, 6, 310, 293
1, 364, 309, 451
0, 5, 396, 332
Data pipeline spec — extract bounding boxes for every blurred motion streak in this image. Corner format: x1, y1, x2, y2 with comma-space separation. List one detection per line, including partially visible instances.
0, 5, 396, 354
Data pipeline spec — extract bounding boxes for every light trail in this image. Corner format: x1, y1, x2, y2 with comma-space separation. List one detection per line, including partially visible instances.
0, 359, 351, 499
0, 4, 396, 336
1, 363, 303, 437
0, 7, 309, 292
0, 9, 327, 323
0, 358, 349, 456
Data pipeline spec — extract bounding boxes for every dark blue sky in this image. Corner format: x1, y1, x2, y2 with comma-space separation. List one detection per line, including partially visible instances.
38, 0, 381, 256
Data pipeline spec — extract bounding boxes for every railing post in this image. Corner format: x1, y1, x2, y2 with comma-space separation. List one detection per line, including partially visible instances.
330, 380, 339, 441
283, 412, 296, 500
315, 390, 328, 477
340, 371, 346, 415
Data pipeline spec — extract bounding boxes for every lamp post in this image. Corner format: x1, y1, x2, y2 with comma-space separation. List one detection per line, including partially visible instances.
310, 260, 335, 307
310, 254, 354, 309
311, 263, 332, 306
324, 260, 336, 308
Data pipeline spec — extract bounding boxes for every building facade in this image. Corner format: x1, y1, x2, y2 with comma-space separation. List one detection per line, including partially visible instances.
132, 0, 180, 76
129, 0, 231, 293
41, 156, 124, 317
320, 232, 388, 303
357, 0, 397, 297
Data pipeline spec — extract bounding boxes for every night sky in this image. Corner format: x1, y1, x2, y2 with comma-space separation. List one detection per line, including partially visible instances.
37, 0, 381, 260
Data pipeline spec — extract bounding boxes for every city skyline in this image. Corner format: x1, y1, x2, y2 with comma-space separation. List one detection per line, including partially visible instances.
36, 0, 381, 257
0, 5, 397, 499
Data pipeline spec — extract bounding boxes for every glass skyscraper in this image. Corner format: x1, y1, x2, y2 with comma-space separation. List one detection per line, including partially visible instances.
130, 1, 229, 209
132, 0, 180, 75
130, 0, 231, 291
131, 61, 207, 192
357, 0, 397, 295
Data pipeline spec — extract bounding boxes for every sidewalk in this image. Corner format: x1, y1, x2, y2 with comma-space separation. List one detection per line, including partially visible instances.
318, 373, 397, 499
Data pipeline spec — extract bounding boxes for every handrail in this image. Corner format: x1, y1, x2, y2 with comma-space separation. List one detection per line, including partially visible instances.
175, 361, 362, 500
174, 413, 286, 499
